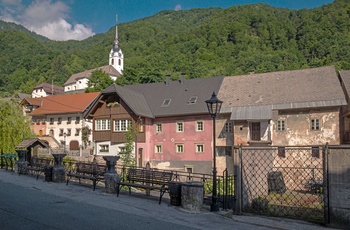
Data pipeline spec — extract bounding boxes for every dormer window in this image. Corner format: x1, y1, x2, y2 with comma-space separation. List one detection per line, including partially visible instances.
188, 96, 198, 104
162, 99, 171, 107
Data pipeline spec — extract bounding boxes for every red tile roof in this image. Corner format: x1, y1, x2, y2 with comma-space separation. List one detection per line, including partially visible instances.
30, 92, 99, 115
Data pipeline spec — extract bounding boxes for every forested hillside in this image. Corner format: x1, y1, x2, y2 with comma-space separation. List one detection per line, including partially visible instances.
1, 0, 349, 97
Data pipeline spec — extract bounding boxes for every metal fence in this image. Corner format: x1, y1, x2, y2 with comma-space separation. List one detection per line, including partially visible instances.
234, 145, 327, 223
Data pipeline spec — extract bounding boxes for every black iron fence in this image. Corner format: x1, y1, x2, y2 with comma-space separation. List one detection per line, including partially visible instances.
234, 145, 327, 223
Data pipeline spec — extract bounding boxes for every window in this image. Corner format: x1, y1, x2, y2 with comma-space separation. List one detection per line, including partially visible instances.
225, 122, 233, 133
216, 146, 232, 156
277, 120, 285, 131
176, 144, 184, 153
49, 118, 54, 124
75, 117, 80, 124
59, 129, 64, 136
138, 119, 144, 132
195, 144, 204, 153
58, 117, 62, 124
95, 119, 111, 131
162, 98, 171, 107
67, 128, 71, 136
278, 147, 286, 158
119, 146, 126, 153
312, 147, 320, 158
155, 144, 162, 153
185, 166, 193, 173
75, 128, 80, 136
188, 96, 198, 104
99, 145, 109, 152
155, 123, 162, 133
251, 122, 260, 141
311, 119, 320, 131
67, 117, 71, 124
176, 122, 184, 132
196, 121, 204, 132
114, 119, 132, 132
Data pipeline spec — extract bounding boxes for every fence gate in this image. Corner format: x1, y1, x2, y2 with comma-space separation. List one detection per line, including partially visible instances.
234, 146, 328, 223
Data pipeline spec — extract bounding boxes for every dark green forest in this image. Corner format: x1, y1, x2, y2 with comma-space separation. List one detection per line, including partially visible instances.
1, 0, 350, 97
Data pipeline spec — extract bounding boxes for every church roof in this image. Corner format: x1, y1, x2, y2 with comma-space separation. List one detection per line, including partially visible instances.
64, 65, 121, 86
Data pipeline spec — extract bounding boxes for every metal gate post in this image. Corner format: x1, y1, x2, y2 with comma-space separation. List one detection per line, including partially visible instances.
323, 143, 330, 224
233, 145, 242, 214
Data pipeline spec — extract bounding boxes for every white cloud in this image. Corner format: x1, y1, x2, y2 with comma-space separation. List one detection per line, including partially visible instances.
0, 0, 95, 41
174, 4, 182, 11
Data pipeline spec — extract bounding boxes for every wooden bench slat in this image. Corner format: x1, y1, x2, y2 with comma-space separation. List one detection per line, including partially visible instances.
66, 162, 106, 191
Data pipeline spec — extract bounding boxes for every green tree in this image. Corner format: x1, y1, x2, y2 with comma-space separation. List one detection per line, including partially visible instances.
85, 69, 114, 92
0, 100, 35, 154
119, 126, 136, 167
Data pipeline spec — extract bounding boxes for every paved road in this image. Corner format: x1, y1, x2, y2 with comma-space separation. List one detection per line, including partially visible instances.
0, 169, 331, 230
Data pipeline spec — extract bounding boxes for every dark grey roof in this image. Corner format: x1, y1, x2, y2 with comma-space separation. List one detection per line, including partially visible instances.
230, 105, 272, 120
220, 66, 347, 119
125, 76, 224, 117
103, 84, 153, 118
339, 70, 350, 100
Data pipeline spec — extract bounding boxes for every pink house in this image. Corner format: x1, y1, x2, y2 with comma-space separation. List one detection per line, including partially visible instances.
84, 75, 224, 174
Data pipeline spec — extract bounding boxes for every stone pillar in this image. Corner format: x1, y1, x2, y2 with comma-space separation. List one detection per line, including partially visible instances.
52, 166, 65, 183
15, 150, 28, 175
104, 173, 121, 193
181, 182, 204, 213
52, 153, 66, 183
103, 156, 120, 194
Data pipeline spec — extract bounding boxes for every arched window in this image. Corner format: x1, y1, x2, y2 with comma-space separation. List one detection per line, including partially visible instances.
111, 59, 114, 65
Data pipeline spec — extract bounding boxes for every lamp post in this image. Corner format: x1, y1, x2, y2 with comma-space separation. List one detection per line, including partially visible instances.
63, 132, 67, 154
205, 91, 223, 212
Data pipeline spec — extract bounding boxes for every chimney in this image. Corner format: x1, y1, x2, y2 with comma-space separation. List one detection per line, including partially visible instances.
165, 74, 170, 86
180, 73, 185, 84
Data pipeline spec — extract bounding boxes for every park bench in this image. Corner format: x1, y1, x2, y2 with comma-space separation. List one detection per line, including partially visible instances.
66, 162, 107, 191
116, 168, 173, 204
20, 157, 53, 180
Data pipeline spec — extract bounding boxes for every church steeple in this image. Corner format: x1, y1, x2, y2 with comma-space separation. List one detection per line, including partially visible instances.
109, 14, 123, 74
113, 15, 120, 51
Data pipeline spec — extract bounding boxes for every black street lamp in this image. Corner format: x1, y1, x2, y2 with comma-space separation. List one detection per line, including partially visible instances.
205, 91, 223, 212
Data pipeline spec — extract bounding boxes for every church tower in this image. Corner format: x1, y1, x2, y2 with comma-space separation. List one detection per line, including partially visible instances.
109, 15, 124, 74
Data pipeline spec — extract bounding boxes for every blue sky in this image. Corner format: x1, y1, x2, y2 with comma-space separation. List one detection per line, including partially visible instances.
0, 0, 334, 41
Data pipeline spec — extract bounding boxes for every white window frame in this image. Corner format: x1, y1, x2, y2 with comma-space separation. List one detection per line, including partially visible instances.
99, 144, 109, 153
311, 118, 320, 131
176, 143, 184, 153
195, 143, 204, 153
176, 121, 184, 133
95, 119, 111, 131
196, 121, 204, 132
277, 120, 285, 131
155, 123, 162, 133
155, 144, 162, 154
114, 119, 132, 132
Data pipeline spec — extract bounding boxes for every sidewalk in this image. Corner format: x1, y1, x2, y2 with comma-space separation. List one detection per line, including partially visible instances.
0, 169, 336, 230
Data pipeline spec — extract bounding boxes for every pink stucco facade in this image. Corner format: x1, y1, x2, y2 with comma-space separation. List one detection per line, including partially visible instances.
136, 115, 214, 173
